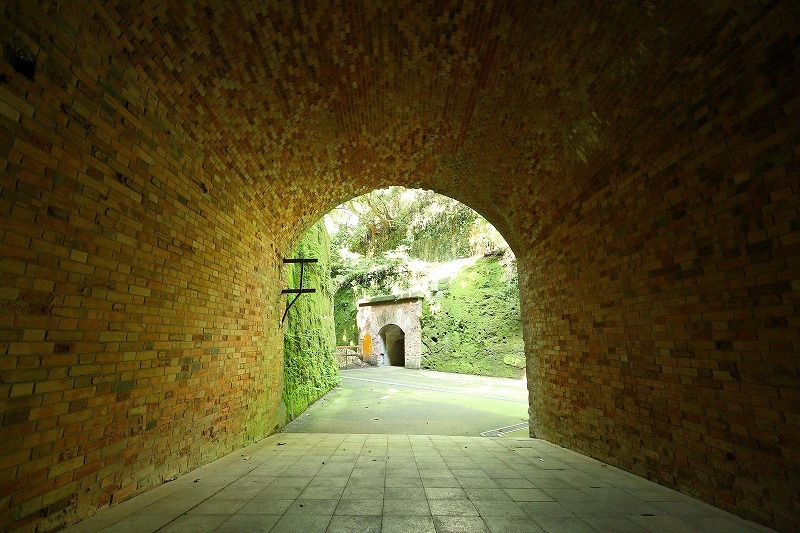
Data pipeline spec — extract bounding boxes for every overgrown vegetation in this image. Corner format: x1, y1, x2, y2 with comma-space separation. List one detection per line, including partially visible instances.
328, 187, 506, 263
325, 187, 525, 379
282, 221, 340, 420
421, 255, 525, 378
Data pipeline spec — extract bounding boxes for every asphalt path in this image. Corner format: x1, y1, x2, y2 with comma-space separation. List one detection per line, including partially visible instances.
282, 366, 530, 436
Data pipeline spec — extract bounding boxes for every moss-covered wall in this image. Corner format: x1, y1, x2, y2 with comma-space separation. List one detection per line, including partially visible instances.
421, 256, 525, 378
283, 222, 340, 419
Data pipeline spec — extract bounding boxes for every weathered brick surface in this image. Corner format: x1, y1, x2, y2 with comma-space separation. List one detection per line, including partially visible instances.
357, 296, 423, 368
0, 0, 798, 530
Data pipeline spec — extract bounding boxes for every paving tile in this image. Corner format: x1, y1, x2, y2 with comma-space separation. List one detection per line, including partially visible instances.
186, 498, 248, 515
214, 514, 282, 533
494, 477, 537, 489
420, 475, 460, 488
602, 496, 662, 516
155, 514, 230, 533
626, 514, 699, 531
625, 486, 689, 502
415, 460, 448, 468
327, 514, 382, 533
343, 484, 385, 500
531, 515, 598, 533
210, 484, 264, 500
381, 516, 436, 533
383, 498, 431, 516
306, 475, 350, 488
384, 486, 426, 500
432, 515, 490, 532
532, 477, 579, 489
385, 475, 423, 488
457, 477, 499, 489
561, 500, 620, 517
465, 488, 512, 501
286, 498, 339, 515
386, 467, 419, 476
483, 516, 544, 533
450, 468, 487, 478
172, 485, 227, 501
471, 499, 528, 517
335, 498, 383, 516
133, 499, 198, 516
62, 435, 773, 533
268, 476, 313, 489
270, 513, 332, 533
283, 465, 323, 477
518, 501, 576, 518
256, 485, 305, 499
484, 467, 521, 478
299, 485, 345, 499
238, 498, 295, 514
424, 487, 468, 500
317, 466, 355, 477
542, 488, 604, 501
503, 488, 554, 502
351, 468, 386, 479
97, 514, 175, 533
428, 499, 479, 516
583, 517, 650, 532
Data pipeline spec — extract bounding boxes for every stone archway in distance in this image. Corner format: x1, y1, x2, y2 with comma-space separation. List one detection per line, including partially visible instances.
379, 324, 406, 366
356, 294, 423, 368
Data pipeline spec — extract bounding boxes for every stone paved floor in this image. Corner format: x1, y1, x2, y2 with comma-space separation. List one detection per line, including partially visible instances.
64, 433, 773, 533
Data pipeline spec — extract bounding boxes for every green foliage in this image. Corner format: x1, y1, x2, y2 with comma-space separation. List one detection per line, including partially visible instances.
332, 254, 411, 298
326, 187, 508, 263
282, 221, 340, 420
405, 194, 481, 261
421, 256, 525, 379
333, 287, 358, 346
332, 254, 412, 346
325, 186, 523, 379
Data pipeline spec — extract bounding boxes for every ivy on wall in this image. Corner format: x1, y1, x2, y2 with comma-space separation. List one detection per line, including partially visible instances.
282, 221, 340, 420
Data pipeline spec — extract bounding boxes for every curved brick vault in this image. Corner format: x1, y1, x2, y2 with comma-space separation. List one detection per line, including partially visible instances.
0, 1, 798, 530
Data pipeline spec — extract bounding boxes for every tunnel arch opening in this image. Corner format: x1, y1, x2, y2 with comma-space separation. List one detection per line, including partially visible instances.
315, 187, 523, 376
379, 323, 406, 366
1, 3, 795, 530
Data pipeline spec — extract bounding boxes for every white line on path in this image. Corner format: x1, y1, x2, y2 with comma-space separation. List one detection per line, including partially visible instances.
480, 422, 530, 437
340, 375, 528, 404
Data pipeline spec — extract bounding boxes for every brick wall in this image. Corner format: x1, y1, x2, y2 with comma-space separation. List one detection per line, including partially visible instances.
0, 0, 797, 530
515, 3, 800, 529
0, 3, 291, 530
519, 142, 799, 528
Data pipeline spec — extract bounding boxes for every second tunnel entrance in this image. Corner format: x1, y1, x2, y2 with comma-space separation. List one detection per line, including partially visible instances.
357, 295, 422, 368
380, 324, 406, 366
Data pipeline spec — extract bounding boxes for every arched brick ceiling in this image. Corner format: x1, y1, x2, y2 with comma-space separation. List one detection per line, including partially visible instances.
1, 3, 798, 529
68, 0, 755, 250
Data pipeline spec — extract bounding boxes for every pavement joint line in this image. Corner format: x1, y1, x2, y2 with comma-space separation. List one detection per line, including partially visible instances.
340, 375, 528, 404
479, 422, 529, 437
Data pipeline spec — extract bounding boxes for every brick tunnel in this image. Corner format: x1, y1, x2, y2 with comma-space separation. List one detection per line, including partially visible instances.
0, 1, 798, 531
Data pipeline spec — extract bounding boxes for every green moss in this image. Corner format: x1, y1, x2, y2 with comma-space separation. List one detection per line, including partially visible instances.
421, 256, 525, 379
333, 287, 358, 346
283, 221, 340, 420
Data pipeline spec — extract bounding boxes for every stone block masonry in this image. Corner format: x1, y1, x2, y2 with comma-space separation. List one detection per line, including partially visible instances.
0, 1, 798, 531
357, 295, 423, 368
